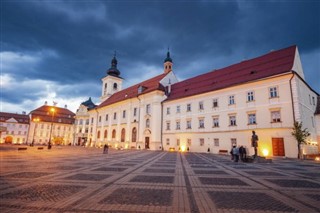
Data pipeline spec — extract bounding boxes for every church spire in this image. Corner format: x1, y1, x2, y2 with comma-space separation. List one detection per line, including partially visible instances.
107, 51, 121, 77
164, 48, 173, 74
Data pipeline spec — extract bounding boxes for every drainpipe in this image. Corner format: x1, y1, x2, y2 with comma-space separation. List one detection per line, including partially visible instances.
160, 100, 164, 151
94, 108, 99, 147
289, 71, 296, 123
136, 96, 141, 149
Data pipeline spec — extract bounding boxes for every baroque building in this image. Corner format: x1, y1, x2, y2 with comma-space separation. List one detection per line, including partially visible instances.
0, 112, 29, 144
76, 46, 319, 158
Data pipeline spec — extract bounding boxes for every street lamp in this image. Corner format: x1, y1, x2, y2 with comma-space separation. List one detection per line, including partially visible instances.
48, 107, 55, 149
32, 118, 40, 147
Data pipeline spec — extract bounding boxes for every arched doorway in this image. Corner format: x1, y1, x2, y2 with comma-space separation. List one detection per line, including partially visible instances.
121, 128, 125, 142
5, 136, 13, 144
132, 127, 137, 142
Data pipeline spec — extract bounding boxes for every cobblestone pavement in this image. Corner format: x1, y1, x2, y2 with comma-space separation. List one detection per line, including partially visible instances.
0, 145, 319, 213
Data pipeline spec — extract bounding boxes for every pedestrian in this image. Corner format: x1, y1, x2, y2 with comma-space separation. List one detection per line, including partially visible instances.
239, 146, 244, 161
103, 144, 107, 154
232, 145, 240, 162
251, 131, 259, 158
105, 144, 109, 154
230, 147, 234, 161
243, 146, 247, 160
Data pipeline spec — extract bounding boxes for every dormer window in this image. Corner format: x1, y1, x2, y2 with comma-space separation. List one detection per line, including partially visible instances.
138, 86, 147, 94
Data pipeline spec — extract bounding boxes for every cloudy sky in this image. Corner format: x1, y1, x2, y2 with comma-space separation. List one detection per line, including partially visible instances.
1, 0, 319, 114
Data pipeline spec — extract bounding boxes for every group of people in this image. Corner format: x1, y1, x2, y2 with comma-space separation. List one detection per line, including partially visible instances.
103, 144, 109, 154
230, 131, 259, 162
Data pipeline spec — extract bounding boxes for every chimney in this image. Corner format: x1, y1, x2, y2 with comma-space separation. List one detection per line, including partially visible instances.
45, 101, 48, 105
22, 111, 26, 115
64, 105, 67, 109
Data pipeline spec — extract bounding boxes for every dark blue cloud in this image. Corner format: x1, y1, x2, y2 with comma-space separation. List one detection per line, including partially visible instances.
1, 0, 319, 113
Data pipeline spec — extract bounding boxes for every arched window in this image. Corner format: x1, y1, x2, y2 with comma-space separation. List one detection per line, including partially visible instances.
112, 129, 116, 139
132, 127, 137, 142
97, 131, 100, 139
113, 83, 118, 90
146, 119, 150, 128
104, 130, 107, 138
104, 83, 107, 89
121, 128, 125, 142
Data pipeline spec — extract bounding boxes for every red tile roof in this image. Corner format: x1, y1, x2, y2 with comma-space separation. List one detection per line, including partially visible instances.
0, 112, 29, 124
97, 73, 167, 109
166, 45, 297, 101
30, 105, 75, 124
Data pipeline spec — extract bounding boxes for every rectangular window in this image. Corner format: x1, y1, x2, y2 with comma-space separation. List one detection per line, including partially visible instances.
214, 138, 219, 147
269, 87, 278, 98
187, 139, 192, 146
177, 139, 180, 146
186, 120, 192, 129
122, 110, 126, 118
99, 116, 101, 122
146, 104, 151, 114
166, 138, 170, 146
247, 91, 254, 102
187, 104, 191, 112
176, 121, 181, 130
199, 118, 204, 128
248, 113, 256, 124
167, 107, 170, 115
199, 138, 204, 146
271, 111, 281, 123
133, 108, 137, 116
229, 95, 235, 105
166, 122, 170, 130
229, 115, 236, 126
212, 117, 219, 127
176, 105, 181, 113
213, 98, 218, 108
106, 114, 108, 121
312, 97, 315, 105
91, 117, 94, 123
231, 138, 237, 146
199, 101, 204, 110
113, 112, 117, 120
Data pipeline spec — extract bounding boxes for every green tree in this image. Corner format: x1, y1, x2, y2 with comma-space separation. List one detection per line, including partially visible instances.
291, 121, 310, 159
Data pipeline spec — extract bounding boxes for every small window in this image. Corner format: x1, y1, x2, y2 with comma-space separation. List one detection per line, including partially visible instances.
212, 117, 219, 127
176, 139, 180, 146
187, 120, 192, 129
247, 91, 254, 102
146, 104, 151, 114
187, 139, 192, 146
214, 138, 219, 147
248, 113, 256, 125
106, 114, 108, 121
199, 118, 204, 128
91, 117, 94, 123
176, 105, 181, 113
146, 119, 150, 128
187, 104, 191, 112
104, 130, 107, 138
99, 116, 101, 122
166, 107, 170, 115
312, 97, 315, 105
122, 110, 126, 118
199, 138, 204, 146
269, 87, 278, 98
231, 138, 237, 146
97, 131, 100, 139
229, 95, 235, 105
199, 101, 204, 110
229, 115, 236, 126
113, 112, 117, 120
133, 108, 137, 116
271, 111, 281, 123
113, 83, 118, 90
176, 121, 181, 130
166, 122, 170, 130
166, 138, 170, 146
112, 129, 116, 139
213, 99, 218, 108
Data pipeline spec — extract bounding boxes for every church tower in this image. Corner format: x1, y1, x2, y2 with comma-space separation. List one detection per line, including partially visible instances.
100, 53, 123, 102
164, 50, 173, 74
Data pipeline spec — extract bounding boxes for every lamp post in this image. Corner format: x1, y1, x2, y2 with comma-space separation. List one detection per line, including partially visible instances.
31, 118, 40, 147
48, 108, 55, 149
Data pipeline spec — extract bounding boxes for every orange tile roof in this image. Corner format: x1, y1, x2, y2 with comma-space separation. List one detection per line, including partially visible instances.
97, 73, 167, 109
166, 45, 297, 101
30, 105, 75, 124
0, 112, 29, 124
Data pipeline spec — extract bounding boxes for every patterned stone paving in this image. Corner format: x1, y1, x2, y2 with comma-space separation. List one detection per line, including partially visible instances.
1, 145, 319, 213
99, 188, 173, 206
207, 191, 298, 212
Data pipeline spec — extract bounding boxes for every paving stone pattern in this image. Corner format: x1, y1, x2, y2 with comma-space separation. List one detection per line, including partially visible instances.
0, 145, 319, 213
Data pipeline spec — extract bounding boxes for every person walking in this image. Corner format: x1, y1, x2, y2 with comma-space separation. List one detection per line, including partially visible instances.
103, 144, 107, 154
232, 145, 240, 162
239, 146, 244, 162
251, 131, 259, 159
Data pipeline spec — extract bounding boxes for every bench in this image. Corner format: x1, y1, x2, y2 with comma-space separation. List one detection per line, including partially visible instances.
218, 149, 229, 155
37, 147, 44, 150
18, 147, 27, 151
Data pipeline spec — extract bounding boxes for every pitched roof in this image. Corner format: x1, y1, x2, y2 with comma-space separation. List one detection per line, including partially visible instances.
166, 45, 297, 101
0, 112, 29, 124
81, 97, 96, 109
97, 73, 167, 109
30, 105, 75, 124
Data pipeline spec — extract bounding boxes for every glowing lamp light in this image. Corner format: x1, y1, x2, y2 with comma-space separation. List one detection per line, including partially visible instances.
115, 144, 118, 149
262, 149, 269, 157
315, 157, 320, 161
180, 145, 186, 152
125, 144, 129, 149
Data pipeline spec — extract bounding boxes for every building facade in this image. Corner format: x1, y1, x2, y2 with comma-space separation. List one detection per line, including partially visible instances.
0, 112, 29, 144
28, 104, 75, 145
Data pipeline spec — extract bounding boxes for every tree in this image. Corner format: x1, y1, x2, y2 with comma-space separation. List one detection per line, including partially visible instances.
291, 121, 310, 159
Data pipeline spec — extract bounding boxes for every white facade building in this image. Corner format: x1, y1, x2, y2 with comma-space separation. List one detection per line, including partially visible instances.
78, 46, 319, 158
0, 112, 29, 144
